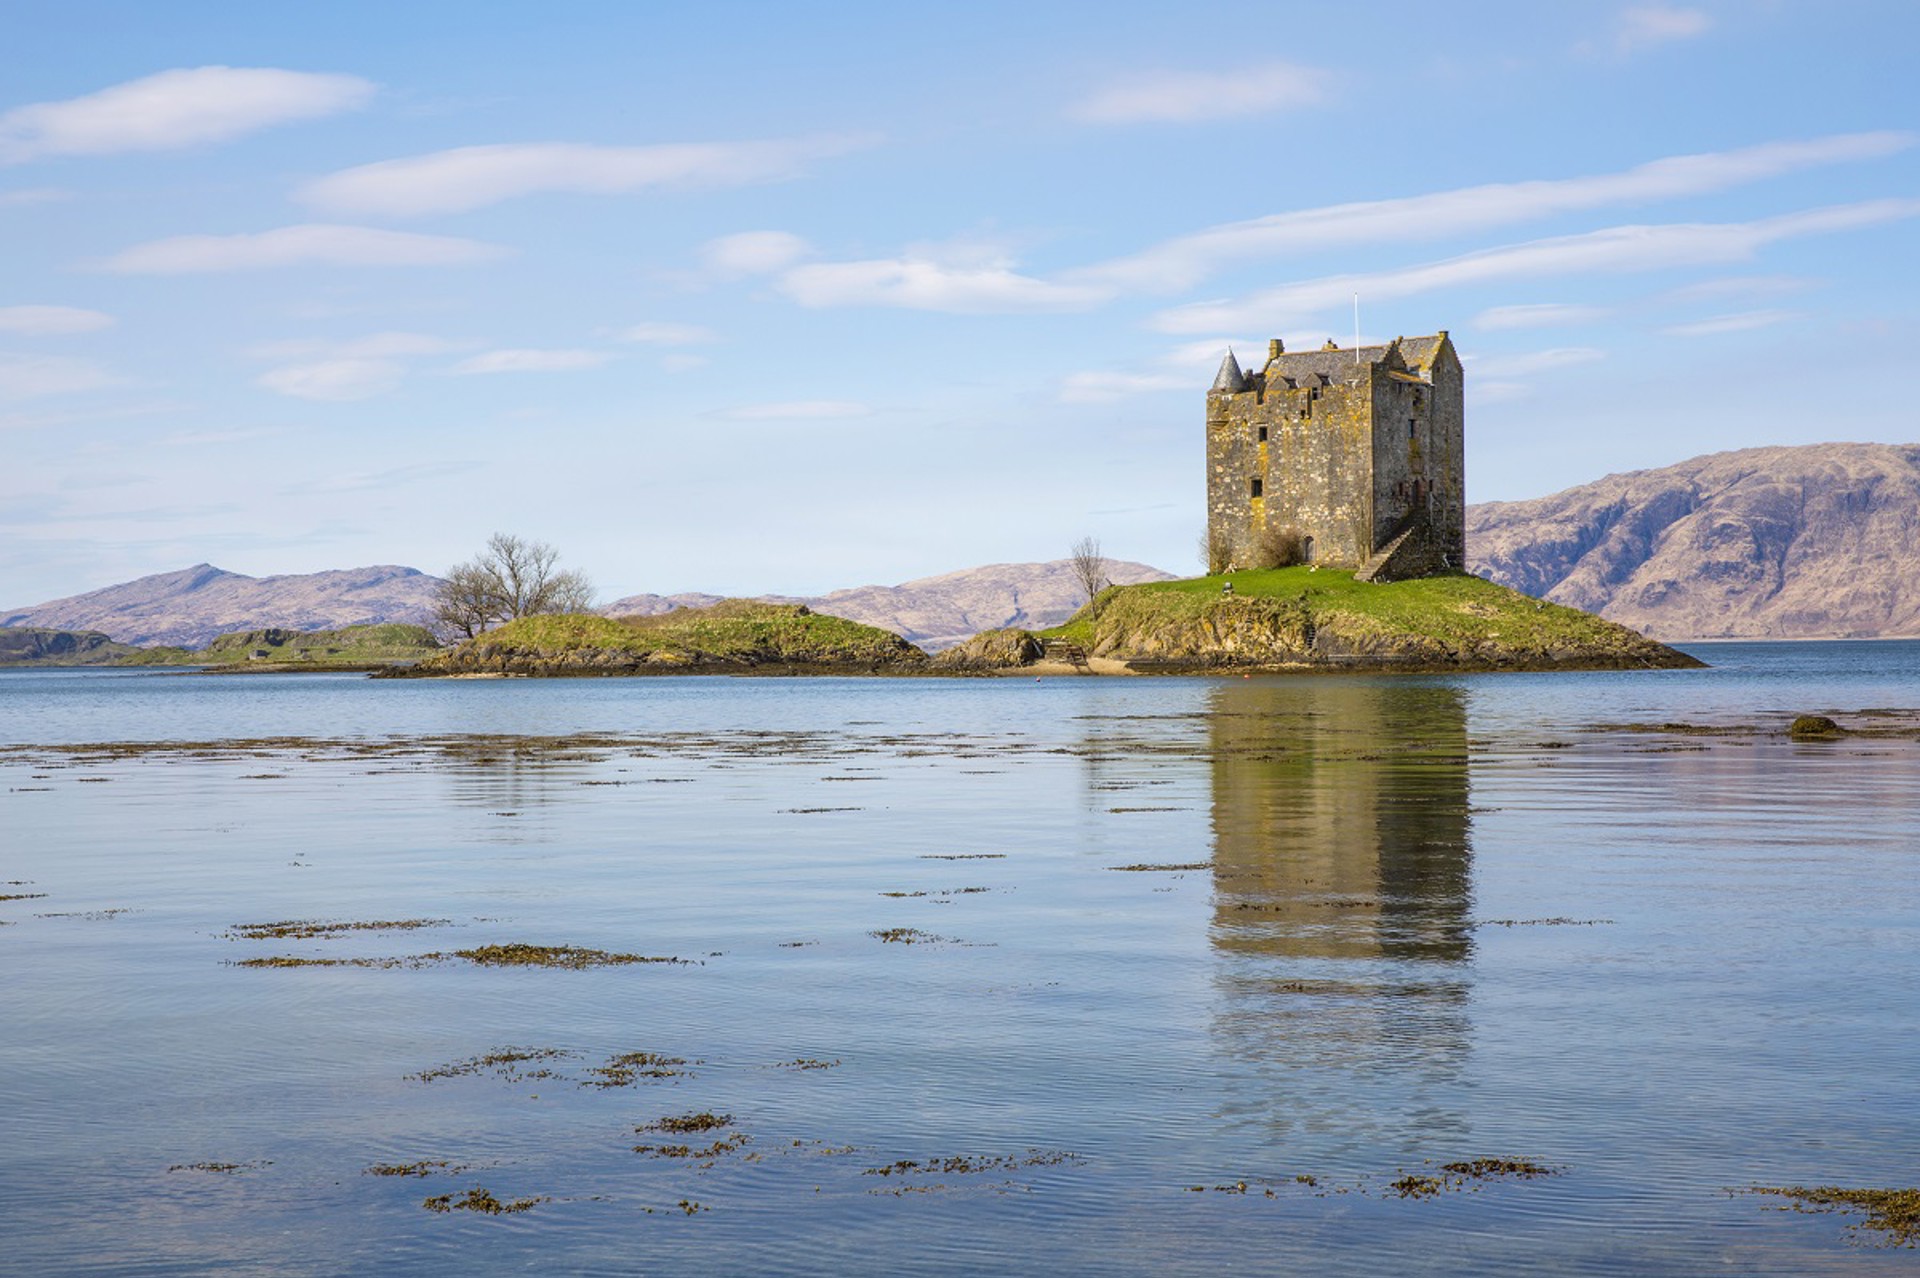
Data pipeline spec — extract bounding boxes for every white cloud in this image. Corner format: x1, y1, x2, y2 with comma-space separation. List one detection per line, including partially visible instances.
1069, 61, 1331, 125
779, 255, 1108, 313
1153, 198, 1920, 332
700, 230, 812, 276
1059, 371, 1192, 403
1660, 309, 1798, 337
99, 224, 508, 273
724, 400, 872, 420
0, 66, 373, 165
1617, 5, 1713, 53
257, 358, 405, 401
300, 135, 874, 217
1473, 381, 1534, 404
617, 321, 717, 345
1076, 132, 1913, 292
247, 331, 469, 360
1659, 275, 1812, 303
1468, 347, 1606, 377
1473, 303, 1608, 330
0, 187, 71, 207
161, 426, 283, 446
0, 305, 114, 335
450, 348, 612, 374
0, 352, 122, 400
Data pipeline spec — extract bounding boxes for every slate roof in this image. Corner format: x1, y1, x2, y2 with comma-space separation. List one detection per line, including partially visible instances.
1257, 334, 1449, 387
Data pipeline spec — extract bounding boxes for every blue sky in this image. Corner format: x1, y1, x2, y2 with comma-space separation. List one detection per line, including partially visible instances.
3, 0, 1916, 605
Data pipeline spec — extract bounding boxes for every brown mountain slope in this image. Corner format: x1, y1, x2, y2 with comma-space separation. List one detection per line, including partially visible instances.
1467, 442, 1920, 640
600, 559, 1176, 651
0, 564, 444, 649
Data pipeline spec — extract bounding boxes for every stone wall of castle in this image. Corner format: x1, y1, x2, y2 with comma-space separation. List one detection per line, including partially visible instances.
1206, 335, 1464, 576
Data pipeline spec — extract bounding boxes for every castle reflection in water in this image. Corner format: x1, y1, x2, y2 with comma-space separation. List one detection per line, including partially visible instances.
1202, 679, 1476, 1149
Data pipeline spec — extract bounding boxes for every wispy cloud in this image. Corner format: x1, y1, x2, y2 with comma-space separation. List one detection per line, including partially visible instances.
0, 352, 122, 400
1659, 275, 1812, 303
1069, 61, 1332, 125
450, 348, 612, 374
1615, 5, 1713, 53
250, 333, 475, 401
1059, 370, 1192, 404
161, 426, 284, 447
780, 254, 1107, 313
0, 187, 71, 207
0, 66, 373, 165
280, 460, 483, 496
99, 224, 508, 273
1153, 198, 1920, 332
247, 331, 468, 360
1473, 303, 1608, 331
257, 358, 406, 402
300, 134, 875, 217
1469, 347, 1606, 377
723, 400, 872, 420
0, 305, 114, 335
699, 230, 812, 276
1660, 309, 1798, 337
1076, 132, 1912, 292
616, 322, 717, 345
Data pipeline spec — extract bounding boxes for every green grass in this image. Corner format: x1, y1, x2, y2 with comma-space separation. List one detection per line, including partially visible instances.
1041, 568, 1657, 654
192, 623, 443, 665
449, 601, 917, 665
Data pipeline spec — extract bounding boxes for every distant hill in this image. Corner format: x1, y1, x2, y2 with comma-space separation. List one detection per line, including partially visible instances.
1467, 442, 1920, 640
0, 564, 444, 649
601, 559, 1178, 651
3, 558, 1177, 653
0, 627, 151, 667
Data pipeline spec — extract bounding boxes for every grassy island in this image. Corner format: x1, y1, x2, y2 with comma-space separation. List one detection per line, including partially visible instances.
384, 600, 927, 677
936, 569, 1701, 673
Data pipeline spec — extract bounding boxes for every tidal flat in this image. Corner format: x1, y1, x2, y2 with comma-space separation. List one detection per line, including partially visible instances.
3, 642, 1919, 1274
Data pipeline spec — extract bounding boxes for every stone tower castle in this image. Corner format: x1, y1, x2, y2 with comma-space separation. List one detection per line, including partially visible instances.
1206, 332, 1464, 581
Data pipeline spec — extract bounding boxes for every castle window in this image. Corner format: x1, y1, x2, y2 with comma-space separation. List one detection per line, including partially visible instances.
1257, 425, 1268, 442
1250, 478, 1263, 498
1409, 420, 1416, 439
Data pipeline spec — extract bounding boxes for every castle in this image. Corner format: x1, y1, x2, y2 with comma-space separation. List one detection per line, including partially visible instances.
1206, 333, 1464, 582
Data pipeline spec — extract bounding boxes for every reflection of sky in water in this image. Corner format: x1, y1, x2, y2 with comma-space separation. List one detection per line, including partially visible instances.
4, 651, 1920, 1275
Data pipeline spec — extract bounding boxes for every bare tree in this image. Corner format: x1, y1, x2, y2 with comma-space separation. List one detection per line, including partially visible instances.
1199, 526, 1232, 575
432, 533, 596, 638
1069, 536, 1109, 604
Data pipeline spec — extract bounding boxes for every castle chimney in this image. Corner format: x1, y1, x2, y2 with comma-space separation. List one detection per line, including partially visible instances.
1268, 338, 1283, 360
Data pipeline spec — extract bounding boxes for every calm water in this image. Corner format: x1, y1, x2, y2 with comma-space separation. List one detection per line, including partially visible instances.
3, 645, 1917, 1275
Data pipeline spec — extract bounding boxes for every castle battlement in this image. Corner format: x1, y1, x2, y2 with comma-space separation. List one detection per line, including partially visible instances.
1205, 332, 1464, 580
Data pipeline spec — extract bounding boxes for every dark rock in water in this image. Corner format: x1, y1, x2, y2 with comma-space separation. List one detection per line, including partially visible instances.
1787, 714, 1844, 739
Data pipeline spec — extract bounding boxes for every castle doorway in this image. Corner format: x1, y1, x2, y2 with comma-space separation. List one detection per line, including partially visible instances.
1302, 536, 1315, 563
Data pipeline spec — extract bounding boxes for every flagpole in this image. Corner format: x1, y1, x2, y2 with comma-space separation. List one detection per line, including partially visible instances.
1353, 294, 1360, 363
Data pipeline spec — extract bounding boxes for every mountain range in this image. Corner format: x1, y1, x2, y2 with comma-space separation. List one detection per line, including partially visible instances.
1466, 442, 1920, 640
1, 558, 1174, 651
7, 442, 1917, 649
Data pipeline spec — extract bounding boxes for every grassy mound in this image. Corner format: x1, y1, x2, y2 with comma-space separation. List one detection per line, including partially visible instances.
1027, 569, 1699, 671
410, 601, 924, 675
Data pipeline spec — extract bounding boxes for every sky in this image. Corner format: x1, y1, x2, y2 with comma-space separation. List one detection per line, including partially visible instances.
3, 0, 1916, 606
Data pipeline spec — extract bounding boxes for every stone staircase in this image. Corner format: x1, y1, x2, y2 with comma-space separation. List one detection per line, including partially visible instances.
1355, 525, 1416, 583
1043, 639, 1092, 673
